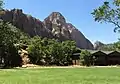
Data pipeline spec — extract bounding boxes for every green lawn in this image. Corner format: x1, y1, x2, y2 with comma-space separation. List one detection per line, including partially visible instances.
0, 67, 120, 84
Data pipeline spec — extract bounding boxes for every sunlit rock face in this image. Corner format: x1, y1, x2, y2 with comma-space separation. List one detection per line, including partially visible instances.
43, 12, 71, 41
94, 41, 104, 50
44, 12, 93, 49
0, 9, 93, 49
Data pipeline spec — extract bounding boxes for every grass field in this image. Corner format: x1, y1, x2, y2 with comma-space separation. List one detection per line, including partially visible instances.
0, 67, 120, 84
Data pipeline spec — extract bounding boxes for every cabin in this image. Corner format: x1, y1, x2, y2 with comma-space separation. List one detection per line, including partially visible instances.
89, 50, 120, 66
91, 51, 107, 66
106, 51, 120, 65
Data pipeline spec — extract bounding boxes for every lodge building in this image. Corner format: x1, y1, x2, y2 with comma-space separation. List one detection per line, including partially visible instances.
86, 50, 120, 66
72, 50, 120, 66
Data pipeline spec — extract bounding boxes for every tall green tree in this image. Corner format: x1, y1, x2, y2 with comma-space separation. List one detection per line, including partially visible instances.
61, 41, 77, 65
27, 36, 45, 65
92, 0, 120, 32
0, 21, 22, 68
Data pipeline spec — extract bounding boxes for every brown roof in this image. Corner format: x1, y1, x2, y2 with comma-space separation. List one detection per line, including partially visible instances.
86, 50, 120, 55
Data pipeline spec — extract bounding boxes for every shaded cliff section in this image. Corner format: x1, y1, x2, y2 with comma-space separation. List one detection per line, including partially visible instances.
0, 9, 93, 49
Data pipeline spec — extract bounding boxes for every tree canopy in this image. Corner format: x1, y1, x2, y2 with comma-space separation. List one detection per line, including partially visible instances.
0, 21, 23, 68
28, 36, 78, 66
0, 0, 3, 10
92, 0, 120, 32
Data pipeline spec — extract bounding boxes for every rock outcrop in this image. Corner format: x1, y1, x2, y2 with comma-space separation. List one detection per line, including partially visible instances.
0, 9, 53, 38
94, 41, 104, 50
0, 9, 93, 49
18, 49, 30, 65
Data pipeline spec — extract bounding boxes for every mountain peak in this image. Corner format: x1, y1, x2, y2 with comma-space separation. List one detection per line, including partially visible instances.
51, 12, 63, 16
44, 12, 66, 23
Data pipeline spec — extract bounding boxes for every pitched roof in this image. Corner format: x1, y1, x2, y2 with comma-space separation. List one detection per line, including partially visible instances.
85, 50, 120, 55
101, 51, 114, 54
86, 50, 99, 54
73, 53, 80, 55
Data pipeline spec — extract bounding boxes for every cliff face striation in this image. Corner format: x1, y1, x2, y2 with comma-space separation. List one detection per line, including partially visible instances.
0, 9, 93, 49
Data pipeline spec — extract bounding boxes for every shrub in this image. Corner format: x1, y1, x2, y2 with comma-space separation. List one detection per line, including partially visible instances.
80, 50, 93, 66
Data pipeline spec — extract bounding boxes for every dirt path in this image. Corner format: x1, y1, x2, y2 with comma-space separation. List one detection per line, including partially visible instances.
19, 64, 120, 69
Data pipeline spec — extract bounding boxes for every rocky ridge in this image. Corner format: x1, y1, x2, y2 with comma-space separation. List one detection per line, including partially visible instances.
0, 9, 93, 49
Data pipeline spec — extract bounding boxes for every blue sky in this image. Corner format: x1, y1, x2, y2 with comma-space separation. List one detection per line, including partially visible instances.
4, 0, 119, 44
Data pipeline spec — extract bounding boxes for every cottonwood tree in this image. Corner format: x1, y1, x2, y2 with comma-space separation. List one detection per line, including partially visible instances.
92, 0, 120, 32
27, 36, 78, 66
0, 21, 22, 68
0, 0, 3, 10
